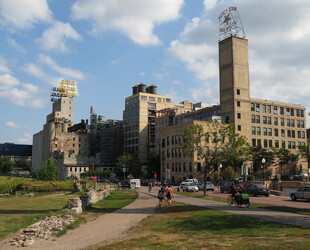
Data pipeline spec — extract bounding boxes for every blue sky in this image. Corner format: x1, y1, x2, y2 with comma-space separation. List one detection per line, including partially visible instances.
1, 0, 310, 144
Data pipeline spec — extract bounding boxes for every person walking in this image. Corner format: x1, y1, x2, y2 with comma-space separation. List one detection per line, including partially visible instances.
148, 182, 152, 193
166, 185, 173, 206
157, 186, 165, 207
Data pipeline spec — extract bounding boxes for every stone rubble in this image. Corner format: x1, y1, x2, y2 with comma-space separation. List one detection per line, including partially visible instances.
6, 215, 75, 247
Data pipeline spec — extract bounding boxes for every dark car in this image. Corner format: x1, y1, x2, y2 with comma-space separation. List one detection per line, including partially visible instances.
245, 184, 270, 197
220, 181, 244, 193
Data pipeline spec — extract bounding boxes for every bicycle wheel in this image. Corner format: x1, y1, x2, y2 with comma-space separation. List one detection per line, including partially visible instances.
227, 195, 233, 205
246, 202, 250, 208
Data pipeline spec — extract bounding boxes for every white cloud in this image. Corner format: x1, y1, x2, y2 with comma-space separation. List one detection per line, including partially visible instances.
36, 21, 82, 52
0, 73, 45, 108
5, 121, 20, 128
152, 72, 170, 81
39, 54, 84, 80
22, 63, 47, 79
17, 133, 32, 144
7, 38, 26, 53
0, 0, 52, 29
71, 0, 184, 45
0, 56, 10, 73
139, 72, 146, 77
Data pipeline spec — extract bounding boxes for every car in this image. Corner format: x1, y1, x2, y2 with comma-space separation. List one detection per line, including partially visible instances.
198, 182, 214, 191
185, 183, 199, 192
289, 186, 310, 201
245, 184, 270, 197
220, 181, 244, 193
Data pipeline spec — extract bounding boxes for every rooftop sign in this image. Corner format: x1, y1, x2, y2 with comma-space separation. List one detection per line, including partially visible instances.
51, 80, 77, 102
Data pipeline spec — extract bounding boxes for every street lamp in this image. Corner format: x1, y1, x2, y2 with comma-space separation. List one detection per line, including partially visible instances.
261, 158, 266, 184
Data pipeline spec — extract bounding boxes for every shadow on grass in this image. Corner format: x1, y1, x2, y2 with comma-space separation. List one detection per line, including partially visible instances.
255, 206, 310, 215
0, 209, 60, 214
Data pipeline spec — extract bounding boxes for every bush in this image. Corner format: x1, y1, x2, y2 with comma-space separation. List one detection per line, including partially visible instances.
0, 156, 14, 173
34, 158, 60, 181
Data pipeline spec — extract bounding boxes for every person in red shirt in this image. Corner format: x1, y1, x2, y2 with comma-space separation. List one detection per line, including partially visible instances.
166, 185, 174, 206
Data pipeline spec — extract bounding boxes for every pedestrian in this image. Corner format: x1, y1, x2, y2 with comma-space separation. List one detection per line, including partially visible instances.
148, 182, 152, 193
166, 185, 173, 206
157, 186, 165, 207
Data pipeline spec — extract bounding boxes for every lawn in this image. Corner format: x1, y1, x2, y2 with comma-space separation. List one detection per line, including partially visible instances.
93, 202, 310, 250
0, 190, 138, 239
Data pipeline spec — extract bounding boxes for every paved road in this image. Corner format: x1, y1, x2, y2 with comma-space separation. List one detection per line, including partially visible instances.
198, 188, 310, 209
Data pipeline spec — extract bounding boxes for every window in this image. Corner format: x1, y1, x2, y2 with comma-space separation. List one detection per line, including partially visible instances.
291, 119, 295, 127
263, 127, 267, 136
172, 163, 174, 172
189, 162, 192, 172
287, 130, 291, 138
237, 101, 240, 107
237, 113, 241, 119
257, 127, 261, 135
237, 125, 241, 131
252, 139, 256, 146
149, 96, 155, 102
288, 141, 291, 149
197, 162, 202, 172
148, 102, 156, 109
292, 141, 296, 149
267, 105, 271, 113
291, 109, 294, 116
280, 107, 284, 115
158, 98, 162, 102
282, 141, 286, 149
275, 140, 279, 148
286, 108, 291, 116
256, 115, 260, 123
251, 115, 256, 123
292, 130, 295, 138
297, 109, 300, 117
161, 138, 165, 147
297, 120, 300, 128
141, 95, 147, 101
264, 139, 268, 147
267, 117, 271, 125
172, 136, 175, 145
252, 126, 256, 135
274, 128, 278, 137
256, 103, 260, 112
257, 139, 261, 147
268, 128, 272, 136
167, 149, 170, 158
274, 117, 278, 125
237, 89, 240, 95
263, 116, 267, 124
298, 131, 301, 138
281, 118, 284, 126
262, 104, 266, 113
167, 136, 170, 145
183, 163, 187, 172
273, 106, 278, 114
269, 140, 273, 148
301, 121, 305, 128
301, 131, 305, 139
281, 129, 285, 137
287, 119, 291, 127
251, 103, 255, 111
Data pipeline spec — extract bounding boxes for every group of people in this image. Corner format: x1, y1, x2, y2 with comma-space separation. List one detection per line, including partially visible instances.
157, 185, 173, 207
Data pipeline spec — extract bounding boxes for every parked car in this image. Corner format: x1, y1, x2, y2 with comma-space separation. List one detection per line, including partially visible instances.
185, 183, 199, 192
220, 181, 244, 193
198, 182, 214, 191
244, 184, 270, 197
289, 186, 310, 201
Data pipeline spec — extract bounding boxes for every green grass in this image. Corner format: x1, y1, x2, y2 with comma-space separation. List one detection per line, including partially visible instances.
94, 202, 310, 249
176, 191, 310, 216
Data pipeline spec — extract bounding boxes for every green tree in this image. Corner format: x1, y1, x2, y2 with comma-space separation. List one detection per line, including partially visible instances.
146, 149, 160, 179
249, 146, 275, 180
0, 156, 14, 173
221, 166, 238, 181
115, 153, 141, 179
14, 158, 31, 171
182, 121, 232, 195
275, 148, 299, 179
34, 158, 60, 181
298, 142, 310, 174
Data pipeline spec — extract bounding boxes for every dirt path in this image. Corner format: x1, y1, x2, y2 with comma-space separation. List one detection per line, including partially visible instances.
0, 189, 158, 250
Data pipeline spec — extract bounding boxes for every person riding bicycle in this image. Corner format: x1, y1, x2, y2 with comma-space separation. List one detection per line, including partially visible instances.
229, 181, 239, 203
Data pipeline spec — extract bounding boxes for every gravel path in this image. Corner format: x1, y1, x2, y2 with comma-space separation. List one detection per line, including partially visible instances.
0, 189, 158, 250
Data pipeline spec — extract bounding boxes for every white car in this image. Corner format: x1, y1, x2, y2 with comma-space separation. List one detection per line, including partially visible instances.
198, 182, 214, 191
185, 183, 199, 192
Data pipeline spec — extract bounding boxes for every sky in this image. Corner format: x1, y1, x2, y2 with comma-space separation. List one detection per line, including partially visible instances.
1, 0, 310, 145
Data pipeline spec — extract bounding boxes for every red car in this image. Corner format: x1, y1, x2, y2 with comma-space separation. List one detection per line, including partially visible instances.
220, 181, 244, 193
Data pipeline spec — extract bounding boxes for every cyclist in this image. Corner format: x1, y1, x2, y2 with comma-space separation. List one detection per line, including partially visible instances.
229, 181, 239, 204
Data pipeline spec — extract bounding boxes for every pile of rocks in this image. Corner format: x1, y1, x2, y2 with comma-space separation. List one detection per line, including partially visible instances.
7, 215, 75, 247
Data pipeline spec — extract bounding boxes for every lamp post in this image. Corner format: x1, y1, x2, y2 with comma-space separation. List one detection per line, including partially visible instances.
261, 158, 266, 184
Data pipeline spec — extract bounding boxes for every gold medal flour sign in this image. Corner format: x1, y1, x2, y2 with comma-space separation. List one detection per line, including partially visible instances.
51, 80, 77, 102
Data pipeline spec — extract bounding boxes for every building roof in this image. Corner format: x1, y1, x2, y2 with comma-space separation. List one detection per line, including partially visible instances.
0, 143, 32, 157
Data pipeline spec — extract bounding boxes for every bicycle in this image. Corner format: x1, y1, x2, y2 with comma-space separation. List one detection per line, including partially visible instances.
227, 194, 250, 208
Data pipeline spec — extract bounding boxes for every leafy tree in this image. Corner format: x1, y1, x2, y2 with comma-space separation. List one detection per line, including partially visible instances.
80, 170, 111, 178
275, 148, 299, 179
249, 146, 275, 180
298, 142, 310, 173
115, 153, 141, 179
221, 166, 238, 181
220, 128, 250, 172
34, 158, 59, 181
0, 156, 14, 173
182, 121, 232, 195
146, 149, 160, 179
14, 158, 31, 171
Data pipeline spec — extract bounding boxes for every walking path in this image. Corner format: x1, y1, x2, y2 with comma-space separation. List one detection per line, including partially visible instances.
1, 187, 309, 249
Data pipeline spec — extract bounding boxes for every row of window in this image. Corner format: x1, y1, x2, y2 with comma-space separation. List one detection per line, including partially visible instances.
250, 103, 304, 117
69, 167, 88, 173
161, 135, 182, 147
162, 147, 185, 159
166, 162, 193, 173
250, 115, 305, 127
125, 138, 138, 146
141, 95, 171, 103
251, 138, 306, 149
251, 127, 306, 138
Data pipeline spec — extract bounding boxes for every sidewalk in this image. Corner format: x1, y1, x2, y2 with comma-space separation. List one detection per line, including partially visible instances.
172, 192, 310, 228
